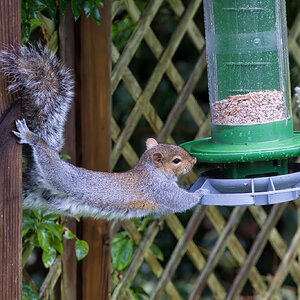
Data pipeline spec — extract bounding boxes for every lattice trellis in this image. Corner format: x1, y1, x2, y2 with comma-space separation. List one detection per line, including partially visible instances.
110, 0, 300, 299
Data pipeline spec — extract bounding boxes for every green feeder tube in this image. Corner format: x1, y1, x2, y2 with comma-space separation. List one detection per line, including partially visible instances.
181, 0, 300, 179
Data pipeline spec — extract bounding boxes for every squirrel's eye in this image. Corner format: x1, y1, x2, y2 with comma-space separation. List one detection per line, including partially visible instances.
172, 158, 181, 164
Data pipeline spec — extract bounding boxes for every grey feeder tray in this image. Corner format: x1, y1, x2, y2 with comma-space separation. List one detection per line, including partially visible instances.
191, 163, 300, 206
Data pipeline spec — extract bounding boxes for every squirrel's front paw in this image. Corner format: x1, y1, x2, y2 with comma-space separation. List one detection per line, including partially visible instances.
194, 188, 210, 198
12, 119, 32, 144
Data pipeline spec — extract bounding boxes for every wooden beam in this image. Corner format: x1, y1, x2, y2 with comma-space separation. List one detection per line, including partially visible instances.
59, 4, 78, 300
78, 1, 111, 299
0, 1, 22, 300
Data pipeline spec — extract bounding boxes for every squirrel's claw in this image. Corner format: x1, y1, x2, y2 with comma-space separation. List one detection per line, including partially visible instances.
13, 119, 32, 144
12, 130, 23, 139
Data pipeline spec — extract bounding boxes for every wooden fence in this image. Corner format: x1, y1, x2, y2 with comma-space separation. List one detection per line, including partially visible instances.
1, 0, 300, 299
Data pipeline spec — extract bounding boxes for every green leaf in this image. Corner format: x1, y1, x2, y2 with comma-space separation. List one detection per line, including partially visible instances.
42, 247, 57, 268
71, 0, 84, 21
37, 227, 51, 251
112, 231, 128, 244
23, 210, 37, 221
42, 211, 59, 221
134, 286, 149, 296
22, 211, 38, 236
60, 153, 71, 161
73, 215, 80, 222
28, 18, 42, 26
32, 209, 41, 220
22, 23, 31, 44
83, 1, 93, 17
130, 286, 149, 299
28, 0, 47, 12
22, 283, 40, 300
95, 0, 104, 8
150, 244, 164, 261
64, 229, 76, 240
90, 6, 101, 25
22, 221, 36, 237
131, 218, 143, 228
111, 235, 134, 271
52, 235, 64, 254
30, 233, 40, 247
40, 222, 62, 240
75, 239, 89, 260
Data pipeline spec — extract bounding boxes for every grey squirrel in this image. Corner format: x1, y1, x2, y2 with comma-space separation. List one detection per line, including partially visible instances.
0, 44, 207, 219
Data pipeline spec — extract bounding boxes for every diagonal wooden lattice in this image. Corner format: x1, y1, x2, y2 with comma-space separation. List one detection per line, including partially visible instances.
111, 1, 300, 299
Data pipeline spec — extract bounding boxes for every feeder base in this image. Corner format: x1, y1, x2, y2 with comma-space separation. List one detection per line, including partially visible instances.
220, 159, 288, 179
190, 163, 300, 206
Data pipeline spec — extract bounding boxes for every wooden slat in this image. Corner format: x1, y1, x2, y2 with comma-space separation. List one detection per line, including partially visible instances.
59, 4, 78, 300
250, 205, 300, 284
0, 1, 22, 300
159, 50, 206, 142
205, 206, 267, 295
79, 1, 111, 299
111, 221, 161, 299
226, 204, 286, 300
189, 207, 247, 299
165, 214, 226, 300
167, 0, 205, 52
122, 220, 183, 300
288, 11, 300, 68
264, 226, 300, 300
111, 0, 163, 92
39, 256, 62, 299
150, 206, 207, 300
123, 0, 206, 128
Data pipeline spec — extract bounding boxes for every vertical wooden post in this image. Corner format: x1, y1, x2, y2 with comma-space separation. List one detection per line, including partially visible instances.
79, 1, 111, 299
59, 4, 78, 300
0, 1, 22, 300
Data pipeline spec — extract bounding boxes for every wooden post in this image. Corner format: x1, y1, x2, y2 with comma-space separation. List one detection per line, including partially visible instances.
78, 1, 111, 299
59, 4, 78, 300
0, 1, 22, 300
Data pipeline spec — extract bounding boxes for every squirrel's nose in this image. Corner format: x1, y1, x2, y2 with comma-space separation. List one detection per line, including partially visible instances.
193, 157, 197, 164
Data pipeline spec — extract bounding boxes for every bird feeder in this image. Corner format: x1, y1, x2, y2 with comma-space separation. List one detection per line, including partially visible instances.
181, 0, 300, 205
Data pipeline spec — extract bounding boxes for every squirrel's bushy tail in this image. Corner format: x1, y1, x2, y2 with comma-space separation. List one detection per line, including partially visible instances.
0, 43, 74, 152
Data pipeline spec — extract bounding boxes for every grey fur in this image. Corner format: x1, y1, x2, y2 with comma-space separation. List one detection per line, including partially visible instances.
2, 45, 206, 220
0, 43, 74, 151
14, 119, 206, 219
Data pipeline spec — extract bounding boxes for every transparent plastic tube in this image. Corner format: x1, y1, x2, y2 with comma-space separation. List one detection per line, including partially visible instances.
204, 0, 291, 132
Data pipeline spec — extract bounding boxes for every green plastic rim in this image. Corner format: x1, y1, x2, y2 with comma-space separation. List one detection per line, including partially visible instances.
180, 131, 300, 163
211, 119, 293, 144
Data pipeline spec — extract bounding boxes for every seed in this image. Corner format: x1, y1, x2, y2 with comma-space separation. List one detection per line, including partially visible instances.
212, 90, 285, 125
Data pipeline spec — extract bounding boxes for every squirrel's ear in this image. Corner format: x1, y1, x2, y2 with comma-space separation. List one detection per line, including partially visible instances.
152, 152, 164, 168
146, 138, 158, 150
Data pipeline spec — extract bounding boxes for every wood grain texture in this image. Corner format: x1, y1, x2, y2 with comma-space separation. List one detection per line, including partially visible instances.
59, 4, 78, 300
0, 1, 22, 299
79, 1, 111, 299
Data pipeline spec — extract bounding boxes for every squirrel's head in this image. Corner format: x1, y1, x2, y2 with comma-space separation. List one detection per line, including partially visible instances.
144, 138, 197, 178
